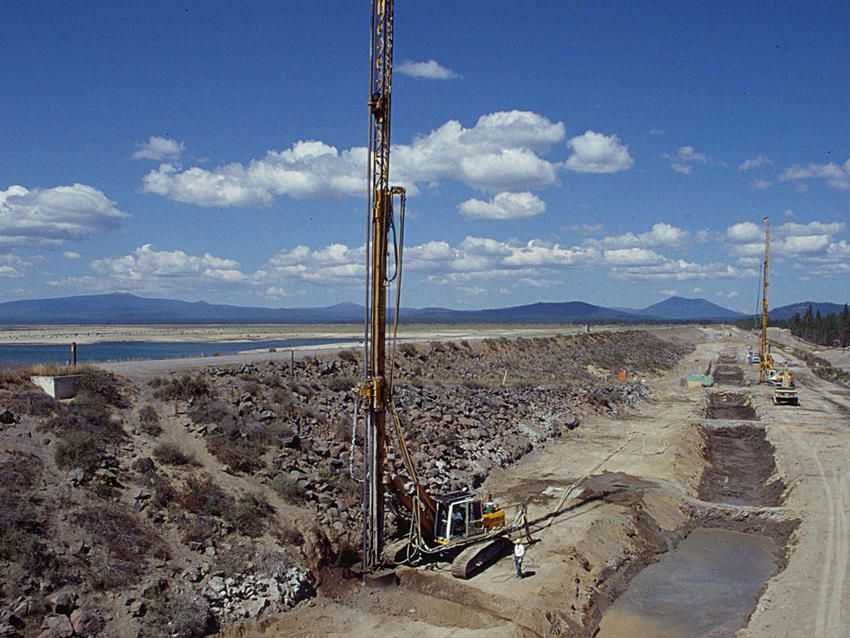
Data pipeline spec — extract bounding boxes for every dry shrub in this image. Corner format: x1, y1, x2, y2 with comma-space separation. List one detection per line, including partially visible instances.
228, 492, 274, 537
45, 394, 124, 443
188, 398, 233, 425
74, 502, 168, 588
145, 593, 217, 638
0, 452, 50, 572
239, 378, 260, 394
0, 451, 42, 491
276, 525, 304, 547
165, 595, 217, 638
150, 475, 176, 509
0, 367, 33, 387
150, 373, 210, 401
55, 430, 103, 472
290, 381, 317, 399
178, 477, 272, 538
138, 404, 161, 435
429, 341, 444, 353
180, 476, 231, 518
74, 503, 166, 561
271, 474, 305, 504
153, 442, 195, 466
337, 349, 358, 363
206, 433, 267, 473
271, 386, 297, 411
46, 393, 124, 474
76, 371, 129, 408
180, 514, 220, 546
204, 417, 273, 473
325, 376, 356, 392
5, 390, 57, 417
0, 363, 96, 387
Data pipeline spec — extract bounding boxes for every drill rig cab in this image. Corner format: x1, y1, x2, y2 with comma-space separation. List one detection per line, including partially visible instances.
433, 492, 506, 544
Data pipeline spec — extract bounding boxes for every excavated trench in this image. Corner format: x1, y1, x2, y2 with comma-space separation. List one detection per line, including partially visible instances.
699, 398, 784, 506
594, 392, 795, 638
704, 391, 758, 420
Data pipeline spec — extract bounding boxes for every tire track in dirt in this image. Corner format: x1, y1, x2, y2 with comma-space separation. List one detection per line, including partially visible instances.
834, 470, 848, 636
789, 431, 846, 638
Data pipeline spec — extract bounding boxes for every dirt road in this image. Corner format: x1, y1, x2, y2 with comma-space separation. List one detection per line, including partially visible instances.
742, 345, 850, 638
218, 326, 846, 638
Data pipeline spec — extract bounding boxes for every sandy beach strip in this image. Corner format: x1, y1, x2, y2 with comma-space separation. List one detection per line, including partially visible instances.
0, 323, 597, 346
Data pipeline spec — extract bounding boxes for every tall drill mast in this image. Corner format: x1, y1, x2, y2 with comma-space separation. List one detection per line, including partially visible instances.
361, 0, 397, 571
759, 217, 771, 383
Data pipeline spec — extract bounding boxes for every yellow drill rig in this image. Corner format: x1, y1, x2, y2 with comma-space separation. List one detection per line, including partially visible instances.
359, 0, 528, 579
757, 218, 798, 404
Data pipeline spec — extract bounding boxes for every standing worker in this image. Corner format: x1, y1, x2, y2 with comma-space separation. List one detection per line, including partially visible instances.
514, 540, 525, 578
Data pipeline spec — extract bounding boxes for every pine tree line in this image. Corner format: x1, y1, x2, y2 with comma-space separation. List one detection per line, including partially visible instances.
788, 304, 850, 347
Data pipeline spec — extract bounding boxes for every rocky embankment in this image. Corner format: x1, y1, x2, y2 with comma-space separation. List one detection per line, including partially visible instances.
0, 330, 690, 637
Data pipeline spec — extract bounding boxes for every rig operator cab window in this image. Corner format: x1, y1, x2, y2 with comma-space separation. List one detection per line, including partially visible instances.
435, 494, 484, 543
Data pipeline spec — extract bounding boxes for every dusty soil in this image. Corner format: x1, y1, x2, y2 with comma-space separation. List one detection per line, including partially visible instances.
1, 325, 846, 637
219, 325, 849, 638
0, 327, 688, 638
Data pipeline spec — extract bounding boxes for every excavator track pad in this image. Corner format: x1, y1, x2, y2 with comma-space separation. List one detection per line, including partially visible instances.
451, 537, 510, 579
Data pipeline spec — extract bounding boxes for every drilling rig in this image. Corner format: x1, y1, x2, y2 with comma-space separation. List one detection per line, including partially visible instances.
758, 217, 774, 383
756, 217, 797, 404
360, 0, 400, 573
359, 0, 526, 578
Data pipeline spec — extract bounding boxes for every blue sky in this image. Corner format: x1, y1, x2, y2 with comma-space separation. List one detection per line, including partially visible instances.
2, 1, 849, 312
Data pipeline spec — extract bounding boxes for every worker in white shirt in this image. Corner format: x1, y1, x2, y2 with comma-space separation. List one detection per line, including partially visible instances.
514, 540, 525, 578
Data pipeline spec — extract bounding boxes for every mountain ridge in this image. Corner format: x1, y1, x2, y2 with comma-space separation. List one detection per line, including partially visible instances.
0, 292, 810, 325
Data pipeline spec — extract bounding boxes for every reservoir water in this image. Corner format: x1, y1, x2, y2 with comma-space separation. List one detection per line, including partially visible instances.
597, 527, 780, 638
0, 337, 356, 367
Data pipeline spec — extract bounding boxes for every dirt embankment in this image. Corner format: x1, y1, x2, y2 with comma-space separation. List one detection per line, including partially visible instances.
0, 329, 692, 638
223, 327, 812, 638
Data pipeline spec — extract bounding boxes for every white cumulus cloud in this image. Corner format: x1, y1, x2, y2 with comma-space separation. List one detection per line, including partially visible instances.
458, 192, 546, 220
0, 184, 128, 248
585, 223, 689, 250
662, 145, 725, 174
603, 248, 665, 266
48, 244, 254, 296
143, 111, 567, 207
779, 159, 850, 190
750, 179, 773, 190
738, 155, 772, 171
726, 222, 762, 243
727, 219, 848, 265
565, 131, 634, 174
397, 59, 461, 80
132, 136, 185, 160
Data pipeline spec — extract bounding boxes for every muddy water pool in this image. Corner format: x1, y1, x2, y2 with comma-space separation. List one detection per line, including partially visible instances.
596, 527, 780, 638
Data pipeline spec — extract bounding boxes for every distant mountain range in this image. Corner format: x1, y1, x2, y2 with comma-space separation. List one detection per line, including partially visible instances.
767, 301, 848, 321
0, 293, 842, 325
631, 297, 745, 320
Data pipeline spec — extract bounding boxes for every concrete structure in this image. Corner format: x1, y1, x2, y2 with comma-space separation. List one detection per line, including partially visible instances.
30, 374, 82, 399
